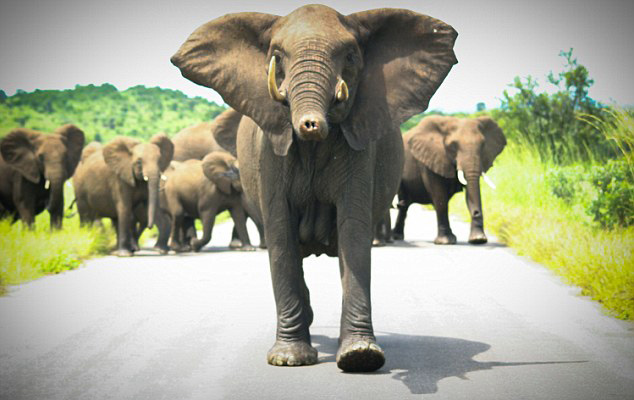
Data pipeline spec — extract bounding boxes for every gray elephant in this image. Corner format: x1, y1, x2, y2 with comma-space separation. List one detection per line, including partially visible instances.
172, 5, 457, 372
156, 151, 254, 252
0, 125, 85, 228
73, 134, 174, 256
392, 116, 506, 244
168, 108, 265, 249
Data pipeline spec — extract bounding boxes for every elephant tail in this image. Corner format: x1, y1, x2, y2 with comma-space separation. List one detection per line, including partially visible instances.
65, 198, 77, 219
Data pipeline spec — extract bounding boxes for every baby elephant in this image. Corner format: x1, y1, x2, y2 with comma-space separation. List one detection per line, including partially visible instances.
393, 116, 506, 244
159, 151, 253, 252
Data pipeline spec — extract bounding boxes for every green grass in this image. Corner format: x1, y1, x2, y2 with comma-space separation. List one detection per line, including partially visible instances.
450, 144, 634, 319
0, 186, 114, 294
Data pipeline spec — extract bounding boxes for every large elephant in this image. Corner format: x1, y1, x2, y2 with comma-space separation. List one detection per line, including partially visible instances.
156, 152, 254, 252
393, 116, 506, 244
0, 125, 85, 228
73, 134, 174, 256
172, 5, 457, 372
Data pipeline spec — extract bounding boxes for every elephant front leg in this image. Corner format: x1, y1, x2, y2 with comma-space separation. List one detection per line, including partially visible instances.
392, 198, 409, 241
423, 173, 456, 245
191, 209, 216, 252
265, 211, 316, 367
114, 202, 134, 257
336, 206, 385, 372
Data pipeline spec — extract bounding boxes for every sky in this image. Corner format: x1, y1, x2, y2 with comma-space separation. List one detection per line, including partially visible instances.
0, 0, 633, 113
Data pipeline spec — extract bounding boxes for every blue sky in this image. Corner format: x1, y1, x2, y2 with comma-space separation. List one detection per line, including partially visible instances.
1, 0, 632, 113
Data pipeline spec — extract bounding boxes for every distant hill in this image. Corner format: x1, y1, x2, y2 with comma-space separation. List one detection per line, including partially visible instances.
0, 84, 226, 142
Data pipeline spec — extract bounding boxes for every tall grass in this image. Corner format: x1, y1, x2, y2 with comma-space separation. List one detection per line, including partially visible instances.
0, 185, 113, 294
450, 143, 634, 319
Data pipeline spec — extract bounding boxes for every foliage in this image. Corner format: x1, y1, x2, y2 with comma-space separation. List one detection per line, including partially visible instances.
495, 49, 616, 164
0, 84, 226, 142
450, 144, 634, 319
587, 159, 634, 228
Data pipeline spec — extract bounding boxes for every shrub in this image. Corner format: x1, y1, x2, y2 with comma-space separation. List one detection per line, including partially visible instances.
587, 159, 634, 228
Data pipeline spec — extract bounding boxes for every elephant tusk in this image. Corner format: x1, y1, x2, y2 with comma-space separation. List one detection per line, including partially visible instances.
143, 175, 149, 182
335, 79, 349, 102
45, 179, 50, 189
457, 170, 467, 186
267, 56, 286, 103
161, 175, 168, 181
482, 172, 496, 190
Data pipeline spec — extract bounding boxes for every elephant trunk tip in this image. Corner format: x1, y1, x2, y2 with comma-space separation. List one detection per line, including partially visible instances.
297, 113, 328, 141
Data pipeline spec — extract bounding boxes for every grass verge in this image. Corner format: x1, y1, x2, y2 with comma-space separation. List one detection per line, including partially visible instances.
450, 144, 634, 319
0, 186, 114, 294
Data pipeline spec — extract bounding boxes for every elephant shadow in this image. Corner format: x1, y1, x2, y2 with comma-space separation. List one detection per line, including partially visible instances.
311, 332, 584, 395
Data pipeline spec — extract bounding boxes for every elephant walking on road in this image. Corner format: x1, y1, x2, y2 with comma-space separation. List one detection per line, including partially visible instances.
393, 116, 506, 244
156, 152, 254, 253
0, 125, 84, 228
73, 134, 174, 256
172, 5, 457, 372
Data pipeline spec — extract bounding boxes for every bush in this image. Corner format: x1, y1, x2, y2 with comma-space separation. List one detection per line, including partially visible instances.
587, 159, 634, 228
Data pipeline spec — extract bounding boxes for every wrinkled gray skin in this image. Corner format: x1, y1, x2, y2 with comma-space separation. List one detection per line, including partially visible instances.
156, 152, 254, 253
172, 5, 457, 372
0, 125, 84, 229
73, 134, 173, 257
393, 116, 506, 244
166, 109, 266, 250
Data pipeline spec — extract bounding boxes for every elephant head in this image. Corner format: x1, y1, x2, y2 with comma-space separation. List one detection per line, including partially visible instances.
202, 151, 242, 194
103, 134, 174, 228
171, 5, 458, 156
407, 115, 506, 242
0, 124, 85, 228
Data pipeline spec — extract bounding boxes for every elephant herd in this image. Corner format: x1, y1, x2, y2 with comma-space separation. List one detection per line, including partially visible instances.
0, 5, 508, 373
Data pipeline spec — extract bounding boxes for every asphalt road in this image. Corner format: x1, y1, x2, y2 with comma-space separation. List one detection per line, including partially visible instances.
1, 207, 633, 400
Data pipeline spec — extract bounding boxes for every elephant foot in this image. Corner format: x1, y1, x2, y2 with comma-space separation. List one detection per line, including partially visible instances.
336, 337, 385, 373
372, 238, 386, 247
131, 243, 140, 252
392, 232, 404, 241
434, 233, 456, 245
153, 245, 169, 255
190, 239, 207, 252
259, 242, 268, 249
171, 243, 191, 253
267, 340, 317, 367
114, 249, 134, 257
236, 244, 256, 252
229, 238, 242, 249
468, 232, 488, 244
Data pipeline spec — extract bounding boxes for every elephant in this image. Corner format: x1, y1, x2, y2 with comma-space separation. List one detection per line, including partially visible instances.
392, 116, 506, 244
73, 134, 174, 256
156, 151, 254, 253
172, 4, 457, 372
169, 108, 265, 249
171, 108, 242, 161
0, 125, 85, 228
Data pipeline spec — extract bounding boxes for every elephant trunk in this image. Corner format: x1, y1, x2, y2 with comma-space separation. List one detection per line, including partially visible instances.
146, 172, 161, 229
463, 168, 487, 244
288, 40, 334, 141
46, 174, 65, 229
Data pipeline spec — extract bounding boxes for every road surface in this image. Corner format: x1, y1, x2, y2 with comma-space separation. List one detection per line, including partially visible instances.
1, 207, 633, 399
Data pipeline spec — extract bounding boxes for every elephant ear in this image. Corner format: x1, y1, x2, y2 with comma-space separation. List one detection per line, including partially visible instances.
477, 117, 507, 172
202, 152, 234, 195
342, 9, 458, 150
171, 13, 293, 156
211, 108, 243, 157
103, 136, 139, 187
150, 133, 174, 172
55, 124, 85, 176
407, 116, 457, 178
0, 129, 41, 183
